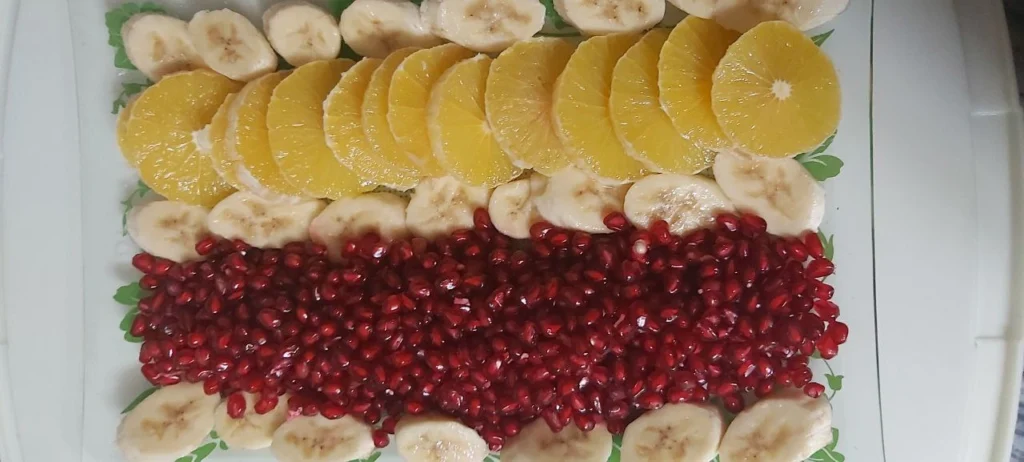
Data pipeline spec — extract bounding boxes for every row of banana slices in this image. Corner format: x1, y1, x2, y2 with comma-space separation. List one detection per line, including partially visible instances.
118, 381, 832, 462
129, 150, 824, 264
123, 0, 849, 83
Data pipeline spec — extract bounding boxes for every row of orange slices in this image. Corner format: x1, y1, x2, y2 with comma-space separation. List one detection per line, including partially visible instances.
116, 16, 840, 208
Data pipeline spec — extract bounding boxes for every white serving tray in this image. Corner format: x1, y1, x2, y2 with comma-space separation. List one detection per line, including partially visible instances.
0, 0, 1019, 461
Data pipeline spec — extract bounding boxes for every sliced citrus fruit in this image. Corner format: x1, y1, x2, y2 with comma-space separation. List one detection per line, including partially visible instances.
610, 29, 715, 175
122, 69, 242, 206
207, 93, 246, 191
427, 55, 522, 188
267, 59, 372, 199
357, 48, 432, 184
711, 20, 841, 157
116, 100, 139, 167
485, 37, 573, 176
552, 33, 647, 184
388, 44, 476, 176
325, 59, 419, 190
658, 16, 740, 152
231, 71, 309, 199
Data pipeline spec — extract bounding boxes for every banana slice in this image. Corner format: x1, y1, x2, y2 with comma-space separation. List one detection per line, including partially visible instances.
188, 9, 278, 81
271, 414, 375, 462
121, 13, 205, 81
620, 402, 725, 462
712, 149, 824, 236
213, 392, 289, 450
406, 176, 491, 239
207, 191, 327, 248
339, 0, 444, 58
670, 0, 849, 31
502, 419, 613, 462
488, 176, 543, 239
127, 200, 210, 263
309, 192, 410, 260
554, 0, 665, 35
421, 0, 545, 53
116, 382, 221, 462
623, 173, 734, 235
263, 1, 342, 67
532, 166, 629, 234
719, 388, 833, 462
394, 414, 489, 462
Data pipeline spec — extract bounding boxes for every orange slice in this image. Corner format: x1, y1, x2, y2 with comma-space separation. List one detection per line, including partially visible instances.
711, 21, 841, 157
116, 100, 138, 167
552, 33, 647, 184
388, 44, 476, 176
267, 59, 373, 199
122, 69, 242, 206
658, 16, 740, 152
207, 93, 246, 191
427, 55, 522, 188
358, 48, 429, 180
231, 71, 308, 198
485, 38, 573, 176
324, 59, 419, 190
610, 28, 715, 174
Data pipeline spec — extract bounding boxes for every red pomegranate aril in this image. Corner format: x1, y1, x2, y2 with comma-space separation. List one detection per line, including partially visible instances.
828, 321, 849, 344
226, 392, 246, 418
603, 212, 629, 231
803, 232, 826, 259
636, 391, 664, 410
804, 382, 826, 398
806, 259, 835, 279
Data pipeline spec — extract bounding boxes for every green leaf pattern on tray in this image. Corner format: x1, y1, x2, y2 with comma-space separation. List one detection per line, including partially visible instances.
121, 180, 152, 236
113, 80, 152, 114
121, 386, 157, 414
796, 133, 843, 181
811, 29, 835, 47
115, 282, 147, 342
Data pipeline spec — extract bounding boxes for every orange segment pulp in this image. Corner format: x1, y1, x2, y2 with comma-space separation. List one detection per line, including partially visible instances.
658, 16, 740, 152
711, 21, 841, 157
267, 59, 373, 199
485, 38, 574, 176
122, 69, 242, 206
552, 33, 647, 184
427, 55, 522, 188
388, 44, 476, 176
611, 28, 715, 174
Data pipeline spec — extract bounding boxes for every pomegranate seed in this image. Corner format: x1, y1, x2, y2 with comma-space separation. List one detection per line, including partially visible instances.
372, 429, 390, 448
603, 212, 628, 231
803, 232, 826, 259
226, 393, 246, 419
806, 259, 835, 279
804, 382, 826, 398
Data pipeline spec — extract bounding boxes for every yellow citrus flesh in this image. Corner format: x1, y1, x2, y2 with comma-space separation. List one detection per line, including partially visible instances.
427, 55, 522, 188
388, 44, 475, 176
485, 38, 573, 176
325, 59, 419, 190
552, 33, 647, 184
712, 21, 841, 157
116, 100, 138, 167
658, 16, 740, 152
267, 59, 372, 199
360, 48, 430, 180
207, 93, 246, 191
232, 71, 308, 198
611, 29, 715, 174
123, 69, 241, 206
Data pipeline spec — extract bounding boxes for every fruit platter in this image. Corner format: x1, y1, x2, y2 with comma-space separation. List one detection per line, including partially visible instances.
5, 0, 882, 461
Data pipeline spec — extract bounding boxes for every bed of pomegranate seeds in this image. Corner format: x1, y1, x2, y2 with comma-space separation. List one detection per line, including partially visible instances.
127, 210, 846, 451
